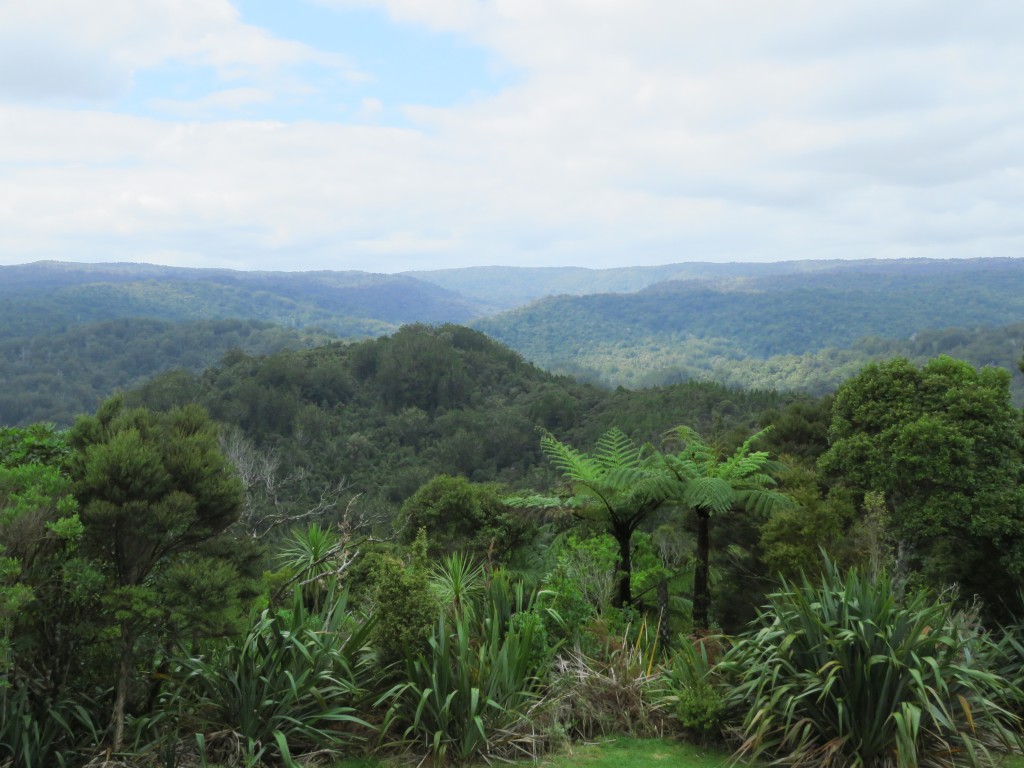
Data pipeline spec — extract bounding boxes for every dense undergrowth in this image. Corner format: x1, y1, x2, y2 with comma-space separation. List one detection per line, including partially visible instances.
6, 548, 1024, 768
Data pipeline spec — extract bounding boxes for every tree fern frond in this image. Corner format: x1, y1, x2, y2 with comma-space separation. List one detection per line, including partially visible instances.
594, 427, 649, 471
540, 432, 603, 485
503, 493, 563, 509
683, 477, 735, 516
733, 488, 793, 516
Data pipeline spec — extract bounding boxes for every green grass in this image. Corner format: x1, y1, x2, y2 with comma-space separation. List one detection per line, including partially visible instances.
329, 738, 736, 768
540, 738, 734, 768
330, 739, 1024, 768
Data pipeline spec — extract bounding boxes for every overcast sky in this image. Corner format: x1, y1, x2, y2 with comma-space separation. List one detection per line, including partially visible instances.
1, 0, 1022, 273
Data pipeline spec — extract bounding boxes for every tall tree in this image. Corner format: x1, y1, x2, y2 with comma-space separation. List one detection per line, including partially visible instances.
818, 356, 1024, 616
660, 427, 791, 630
514, 429, 670, 608
68, 397, 251, 750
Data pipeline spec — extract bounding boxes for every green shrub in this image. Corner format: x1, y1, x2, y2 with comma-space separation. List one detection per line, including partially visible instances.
170, 587, 377, 766
658, 636, 727, 743
722, 560, 1023, 768
371, 532, 441, 664
0, 683, 101, 768
385, 573, 553, 764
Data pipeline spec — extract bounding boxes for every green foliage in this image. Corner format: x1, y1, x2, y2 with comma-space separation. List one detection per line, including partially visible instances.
658, 638, 727, 743
759, 462, 853, 580
819, 356, 1024, 617
0, 683, 101, 768
275, 522, 344, 610
385, 572, 553, 764
660, 427, 792, 629
67, 397, 253, 749
371, 532, 442, 664
520, 429, 671, 608
475, 260, 1024, 392
167, 587, 376, 766
541, 534, 619, 645
0, 318, 335, 427
722, 560, 1023, 768
399, 475, 532, 562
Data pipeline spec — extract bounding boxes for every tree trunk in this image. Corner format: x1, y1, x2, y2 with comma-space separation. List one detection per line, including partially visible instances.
692, 507, 711, 630
657, 577, 671, 651
611, 522, 633, 609
111, 622, 133, 752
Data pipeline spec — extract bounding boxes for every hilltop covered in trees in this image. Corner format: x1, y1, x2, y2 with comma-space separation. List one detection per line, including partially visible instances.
4, 318, 1024, 766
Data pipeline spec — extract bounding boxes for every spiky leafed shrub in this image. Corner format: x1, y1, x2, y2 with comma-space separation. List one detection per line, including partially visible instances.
551, 620, 668, 740
170, 587, 377, 766
0, 682, 101, 768
657, 635, 728, 743
385, 567, 553, 765
722, 561, 1023, 768
975, 602, 1024, 719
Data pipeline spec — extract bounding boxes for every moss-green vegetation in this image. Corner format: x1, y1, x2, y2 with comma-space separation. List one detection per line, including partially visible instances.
5, 318, 1024, 767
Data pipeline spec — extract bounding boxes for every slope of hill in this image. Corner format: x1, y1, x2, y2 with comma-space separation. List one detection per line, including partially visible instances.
404, 258, 973, 308
0, 261, 485, 338
0, 318, 334, 426
473, 258, 1024, 389
125, 324, 795, 519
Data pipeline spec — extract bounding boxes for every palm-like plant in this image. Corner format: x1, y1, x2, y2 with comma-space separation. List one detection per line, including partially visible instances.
660, 427, 790, 629
275, 522, 347, 610
722, 560, 1023, 768
429, 551, 487, 621
512, 429, 671, 608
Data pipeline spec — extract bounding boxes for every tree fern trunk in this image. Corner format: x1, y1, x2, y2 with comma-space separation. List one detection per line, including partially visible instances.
612, 521, 633, 608
693, 507, 711, 629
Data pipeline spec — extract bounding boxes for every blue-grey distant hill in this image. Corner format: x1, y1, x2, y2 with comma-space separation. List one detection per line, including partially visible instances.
4, 257, 1024, 425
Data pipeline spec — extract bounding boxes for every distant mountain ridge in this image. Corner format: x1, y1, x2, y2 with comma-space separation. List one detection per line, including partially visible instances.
4, 257, 1024, 427
0, 261, 485, 337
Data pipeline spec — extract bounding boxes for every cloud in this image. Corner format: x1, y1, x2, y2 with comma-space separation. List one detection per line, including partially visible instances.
1, 0, 1023, 271
150, 87, 277, 117
0, 0, 359, 103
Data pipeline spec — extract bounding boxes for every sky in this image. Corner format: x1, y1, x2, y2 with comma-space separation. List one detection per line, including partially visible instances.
1, 0, 1022, 274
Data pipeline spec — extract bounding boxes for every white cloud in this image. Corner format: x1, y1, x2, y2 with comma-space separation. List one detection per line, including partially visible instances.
0, 0, 359, 102
1, 0, 1023, 270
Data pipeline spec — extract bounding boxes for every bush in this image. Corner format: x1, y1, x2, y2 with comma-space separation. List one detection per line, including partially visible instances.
371, 532, 440, 664
168, 587, 377, 766
0, 682, 101, 768
551, 620, 668, 740
721, 560, 1023, 768
385, 570, 553, 764
658, 636, 727, 744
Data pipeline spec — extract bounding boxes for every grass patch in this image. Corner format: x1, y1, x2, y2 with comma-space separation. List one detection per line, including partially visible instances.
328, 738, 734, 767
542, 738, 733, 768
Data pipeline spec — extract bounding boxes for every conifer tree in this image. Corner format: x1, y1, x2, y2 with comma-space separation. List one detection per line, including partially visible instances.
68, 396, 250, 750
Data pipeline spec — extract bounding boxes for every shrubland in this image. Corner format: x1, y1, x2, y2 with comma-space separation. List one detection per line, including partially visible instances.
2, 326, 1024, 766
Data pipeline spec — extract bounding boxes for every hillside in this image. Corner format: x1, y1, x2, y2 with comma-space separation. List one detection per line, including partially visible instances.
4, 257, 1024, 425
0, 318, 334, 426
404, 258, 882, 308
0, 261, 485, 338
125, 324, 796, 520
472, 258, 1024, 391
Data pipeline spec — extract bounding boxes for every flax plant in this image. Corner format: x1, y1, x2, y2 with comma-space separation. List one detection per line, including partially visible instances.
722, 560, 1023, 768
385, 564, 553, 764
173, 587, 377, 766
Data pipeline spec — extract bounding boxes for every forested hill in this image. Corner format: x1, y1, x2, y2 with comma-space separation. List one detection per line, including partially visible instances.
0, 261, 484, 338
0, 318, 335, 426
404, 257, 1005, 308
125, 324, 799, 519
5, 258, 1024, 422
472, 258, 1024, 391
